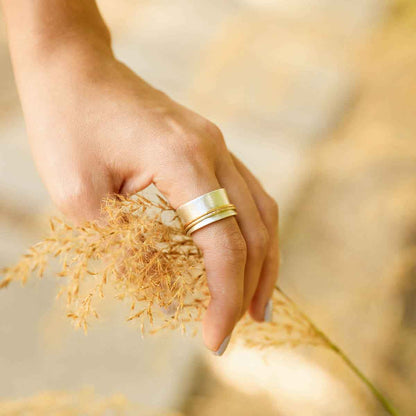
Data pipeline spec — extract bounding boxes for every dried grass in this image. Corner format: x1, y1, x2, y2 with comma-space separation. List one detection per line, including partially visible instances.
0, 388, 181, 416
0, 192, 323, 348
0, 191, 397, 414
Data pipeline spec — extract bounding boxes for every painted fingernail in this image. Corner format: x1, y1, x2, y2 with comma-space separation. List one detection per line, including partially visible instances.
213, 334, 231, 357
264, 299, 273, 322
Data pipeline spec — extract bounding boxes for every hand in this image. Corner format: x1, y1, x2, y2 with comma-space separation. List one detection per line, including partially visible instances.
8, 15, 279, 355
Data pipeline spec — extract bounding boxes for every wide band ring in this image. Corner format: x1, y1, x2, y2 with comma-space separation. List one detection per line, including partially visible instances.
177, 188, 237, 235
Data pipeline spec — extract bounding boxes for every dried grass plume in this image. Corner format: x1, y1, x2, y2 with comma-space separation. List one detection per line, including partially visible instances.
0, 191, 398, 415
0, 192, 322, 348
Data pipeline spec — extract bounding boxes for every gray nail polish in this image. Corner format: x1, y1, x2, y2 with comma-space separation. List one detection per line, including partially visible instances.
213, 334, 231, 356
264, 299, 273, 322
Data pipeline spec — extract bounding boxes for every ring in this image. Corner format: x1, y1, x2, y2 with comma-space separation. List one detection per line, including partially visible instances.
177, 188, 237, 235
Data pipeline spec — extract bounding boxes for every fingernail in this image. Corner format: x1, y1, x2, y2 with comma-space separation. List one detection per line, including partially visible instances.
264, 299, 273, 322
213, 334, 231, 357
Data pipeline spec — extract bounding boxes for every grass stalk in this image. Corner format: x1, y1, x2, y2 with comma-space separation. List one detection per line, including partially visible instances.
278, 288, 399, 416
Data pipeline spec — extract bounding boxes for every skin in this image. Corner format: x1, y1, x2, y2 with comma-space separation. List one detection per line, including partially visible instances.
1, 0, 279, 353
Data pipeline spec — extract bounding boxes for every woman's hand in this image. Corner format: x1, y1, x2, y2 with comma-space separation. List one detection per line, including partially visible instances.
3, 0, 279, 354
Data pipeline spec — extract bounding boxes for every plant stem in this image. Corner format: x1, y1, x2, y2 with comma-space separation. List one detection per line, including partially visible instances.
277, 288, 399, 416
326, 341, 399, 416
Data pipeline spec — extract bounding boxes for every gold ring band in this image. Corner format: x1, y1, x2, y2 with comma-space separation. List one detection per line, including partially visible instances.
186, 209, 237, 235
183, 203, 235, 232
184, 206, 236, 234
177, 188, 237, 235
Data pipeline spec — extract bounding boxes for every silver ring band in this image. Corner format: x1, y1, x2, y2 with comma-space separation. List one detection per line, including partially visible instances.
177, 188, 237, 235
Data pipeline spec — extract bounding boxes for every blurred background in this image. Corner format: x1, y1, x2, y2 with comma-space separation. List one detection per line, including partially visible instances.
0, 0, 415, 414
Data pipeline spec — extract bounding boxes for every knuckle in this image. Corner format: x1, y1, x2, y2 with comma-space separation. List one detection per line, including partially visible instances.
220, 228, 247, 263
174, 136, 214, 167
228, 297, 243, 319
183, 136, 207, 155
198, 119, 226, 153
168, 120, 225, 167
264, 196, 279, 227
248, 226, 270, 258
270, 198, 279, 219
53, 178, 92, 218
203, 120, 224, 141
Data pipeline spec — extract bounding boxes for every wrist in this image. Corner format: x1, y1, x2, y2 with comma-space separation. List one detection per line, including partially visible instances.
35, 23, 112, 59
2, 0, 113, 74
11, 36, 115, 95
